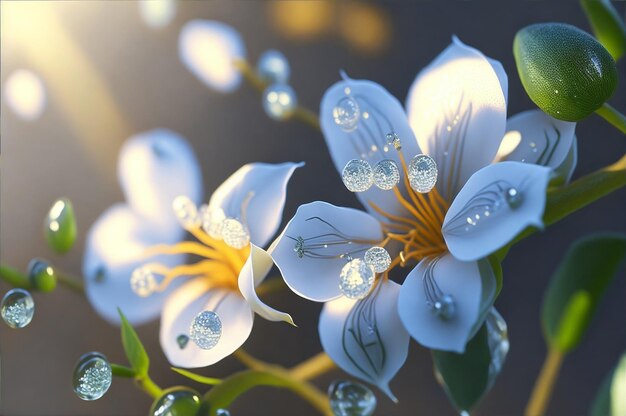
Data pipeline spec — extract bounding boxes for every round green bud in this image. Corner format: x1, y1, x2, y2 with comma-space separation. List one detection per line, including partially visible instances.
150, 386, 201, 416
27, 258, 57, 292
513, 23, 618, 121
44, 198, 77, 254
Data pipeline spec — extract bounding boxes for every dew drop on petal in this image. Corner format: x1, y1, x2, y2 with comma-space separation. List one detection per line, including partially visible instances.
485, 308, 509, 389
130, 267, 158, 297
150, 387, 201, 416
339, 259, 375, 299
221, 218, 250, 249
202, 207, 226, 240
172, 195, 200, 229
385, 132, 401, 150
504, 187, 523, 209
73, 352, 112, 401
1, 289, 34, 329
342, 159, 373, 193
189, 311, 222, 350
372, 159, 400, 190
364, 247, 391, 273
257, 49, 290, 84
263, 84, 297, 120
333, 96, 360, 132
176, 334, 190, 350
408, 154, 438, 193
328, 380, 377, 416
432, 294, 456, 320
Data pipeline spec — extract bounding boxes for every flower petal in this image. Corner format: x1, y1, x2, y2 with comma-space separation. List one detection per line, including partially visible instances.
179, 20, 246, 93
160, 278, 254, 368
83, 204, 185, 325
238, 244, 295, 325
208, 162, 303, 248
271, 201, 383, 302
319, 280, 409, 400
406, 36, 507, 201
319, 75, 422, 219
397, 254, 496, 353
442, 161, 552, 261
500, 109, 577, 182
118, 129, 203, 232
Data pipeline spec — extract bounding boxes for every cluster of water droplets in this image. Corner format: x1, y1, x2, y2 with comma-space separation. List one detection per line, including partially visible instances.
338, 246, 391, 299
1, 288, 35, 329
432, 294, 456, 321
333, 95, 360, 132
130, 266, 158, 298
258, 49, 296, 121
73, 352, 113, 401
328, 380, 377, 416
189, 310, 223, 350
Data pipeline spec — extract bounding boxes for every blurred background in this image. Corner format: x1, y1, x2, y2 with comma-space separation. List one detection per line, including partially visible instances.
1, 1, 625, 415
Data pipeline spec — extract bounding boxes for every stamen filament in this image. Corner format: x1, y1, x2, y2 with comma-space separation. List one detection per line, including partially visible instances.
156, 260, 237, 292
142, 242, 227, 262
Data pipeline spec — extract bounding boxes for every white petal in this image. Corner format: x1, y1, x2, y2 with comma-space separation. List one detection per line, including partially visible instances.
555, 136, 577, 184
160, 278, 254, 368
406, 36, 507, 201
500, 109, 577, 182
83, 204, 185, 325
442, 161, 551, 261
397, 254, 495, 353
118, 129, 203, 232
319, 75, 422, 219
179, 20, 246, 93
271, 201, 383, 302
208, 162, 303, 248
319, 280, 409, 400
238, 244, 295, 325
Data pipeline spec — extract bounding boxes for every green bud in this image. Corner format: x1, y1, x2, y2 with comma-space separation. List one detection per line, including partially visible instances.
514, 23, 618, 121
149, 386, 201, 416
580, 0, 626, 60
27, 258, 57, 292
44, 198, 77, 254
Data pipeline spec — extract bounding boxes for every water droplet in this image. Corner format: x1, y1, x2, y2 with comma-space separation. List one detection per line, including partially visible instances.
433, 294, 456, 320
173, 195, 200, 229
189, 311, 222, 350
202, 207, 226, 240
333, 97, 360, 132
342, 159, 373, 193
130, 266, 158, 297
27, 258, 56, 292
1, 289, 35, 329
408, 154, 438, 193
263, 84, 297, 120
485, 308, 509, 389
372, 159, 400, 190
328, 380, 376, 416
177, 334, 189, 349
73, 352, 112, 401
150, 387, 201, 416
216, 410, 231, 416
221, 218, 250, 249
339, 259, 375, 299
45, 198, 77, 253
293, 236, 305, 258
364, 247, 391, 273
256, 49, 290, 84
385, 132, 401, 150
504, 187, 523, 209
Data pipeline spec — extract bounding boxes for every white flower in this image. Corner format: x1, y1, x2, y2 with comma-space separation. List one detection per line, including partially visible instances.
83, 128, 302, 367
271, 37, 577, 398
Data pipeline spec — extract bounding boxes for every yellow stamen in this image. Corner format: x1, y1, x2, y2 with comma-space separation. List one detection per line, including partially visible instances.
156, 260, 237, 292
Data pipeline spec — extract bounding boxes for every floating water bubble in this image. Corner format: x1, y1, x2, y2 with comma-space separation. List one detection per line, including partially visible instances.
342, 159, 373, 193
1, 289, 35, 329
504, 187, 523, 209
150, 386, 201, 416
408, 154, 438, 193
45, 198, 77, 253
372, 159, 400, 190
221, 218, 250, 249
189, 310, 222, 350
27, 258, 56, 292
339, 259, 375, 299
385, 132, 401, 150
263, 84, 297, 120
176, 334, 190, 349
130, 266, 158, 297
328, 380, 377, 416
216, 410, 231, 416
257, 49, 290, 84
364, 247, 391, 273
202, 207, 226, 240
333, 97, 360, 132
432, 294, 456, 320
173, 195, 200, 229
485, 308, 509, 389
4, 69, 46, 120
73, 352, 112, 401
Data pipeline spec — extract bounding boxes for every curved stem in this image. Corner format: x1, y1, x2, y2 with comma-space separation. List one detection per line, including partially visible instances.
595, 103, 626, 135
56, 272, 85, 294
525, 348, 565, 416
135, 374, 163, 399
290, 352, 337, 381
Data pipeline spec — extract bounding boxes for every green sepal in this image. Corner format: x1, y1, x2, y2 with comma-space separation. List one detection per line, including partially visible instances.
591, 351, 626, 416
513, 23, 617, 121
44, 198, 77, 254
580, 0, 626, 60
541, 233, 626, 353
118, 308, 150, 377
172, 368, 222, 385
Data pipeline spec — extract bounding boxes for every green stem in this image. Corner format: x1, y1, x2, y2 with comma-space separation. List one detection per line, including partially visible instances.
0, 265, 31, 288
135, 374, 163, 399
595, 103, 626, 135
111, 364, 136, 378
525, 348, 565, 416
56, 272, 85, 294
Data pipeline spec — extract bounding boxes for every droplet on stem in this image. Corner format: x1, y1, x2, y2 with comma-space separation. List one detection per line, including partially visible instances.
263, 84, 297, 120
221, 218, 250, 249
342, 159, 373, 193
328, 380, 377, 416
408, 154, 438, 193
372, 159, 400, 190
364, 247, 391, 273
339, 259, 375, 299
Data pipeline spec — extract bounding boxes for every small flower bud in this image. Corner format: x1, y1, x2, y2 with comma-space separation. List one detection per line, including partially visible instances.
150, 387, 201, 416
27, 258, 57, 292
45, 198, 77, 254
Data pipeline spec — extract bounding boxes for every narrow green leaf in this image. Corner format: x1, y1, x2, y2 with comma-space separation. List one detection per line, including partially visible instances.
118, 308, 150, 376
542, 233, 626, 353
591, 351, 626, 416
432, 325, 491, 412
171, 368, 222, 385
111, 363, 137, 378
0, 264, 31, 289
581, 0, 626, 60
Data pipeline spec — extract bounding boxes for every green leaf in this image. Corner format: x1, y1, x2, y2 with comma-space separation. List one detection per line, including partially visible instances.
432, 325, 491, 412
513, 23, 618, 121
110, 363, 137, 378
591, 352, 626, 416
0, 264, 31, 289
44, 198, 77, 254
542, 233, 626, 353
118, 308, 150, 376
581, 0, 626, 60
171, 368, 221, 385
